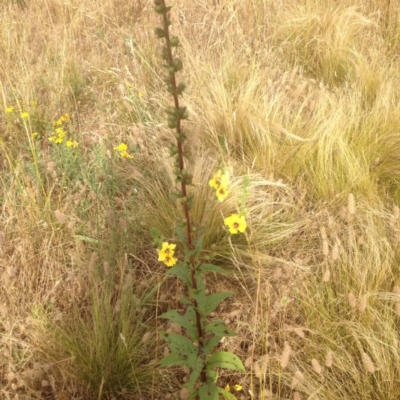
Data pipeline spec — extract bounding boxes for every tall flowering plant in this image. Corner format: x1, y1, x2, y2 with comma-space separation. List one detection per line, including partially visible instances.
152, 1, 246, 399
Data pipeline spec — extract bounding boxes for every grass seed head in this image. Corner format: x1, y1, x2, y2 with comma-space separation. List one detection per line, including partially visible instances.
348, 193, 356, 215
281, 341, 292, 369
362, 352, 375, 373
311, 358, 322, 375
325, 351, 333, 368
348, 292, 357, 308
323, 269, 331, 282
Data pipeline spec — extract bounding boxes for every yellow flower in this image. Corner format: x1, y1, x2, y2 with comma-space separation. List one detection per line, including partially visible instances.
120, 150, 134, 159
60, 113, 70, 122
234, 384, 243, 392
6, 106, 14, 113
138, 91, 144, 97
55, 128, 66, 139
158, 242, 178, 267
66, 140, 79, 148
163, 255, 177, 267
55, 137, 63, 144
224, 214, 247, 234
114, 143, 128, 152
48, 135, 57, 142
216, 185, 228, 202
32, 132, 39, 138
225, 384, 230, 392
158, 242, 176, 261
21, 112, 29, 118
209, 170, 229, 189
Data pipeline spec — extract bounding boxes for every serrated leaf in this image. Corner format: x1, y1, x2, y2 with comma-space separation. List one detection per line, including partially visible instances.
160, 333, 198, 368
158, 352, 186, 367
203, 320, 236, 356
187, 355, 206, 389
189, 275, 206, 315
198, 379, 219, 400
205, 292, 234, 315
193, 234, 204, 260
197, 263, 229, 275
165, 262, 191, 286
159, 308, 198, 340
218, 387, 238, 400
175, 225, 186, 244
206, 352, 245, 372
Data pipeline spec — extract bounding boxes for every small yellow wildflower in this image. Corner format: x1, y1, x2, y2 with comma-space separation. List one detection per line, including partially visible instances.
66, 140, 79, 148
114, 143, 133, 159
21, 112, 29, 118
48, 135, 57, 142
209, 170, 229, 190
32, 132, 39, 138
114, 143, 128, 152
158, 242, 178, 267
234, 385, 243, 392
138, 91, 144, 97
163, 255, 178, 267
55, 137, 63, 144
225, 384, 230, 392
6, 106, 14, 113
216, 185, 229, 202
158, 242, 176, 261
224, 214, 247, 235
55, 128, 66, 139
121, 151, 134, 159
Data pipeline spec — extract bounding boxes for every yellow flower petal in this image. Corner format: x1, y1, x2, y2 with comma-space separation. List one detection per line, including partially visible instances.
216, 185, 229, 202
224, 214, 247, 234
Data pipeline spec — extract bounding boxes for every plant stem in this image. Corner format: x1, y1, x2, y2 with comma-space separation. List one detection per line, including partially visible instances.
159, 2, 206, 386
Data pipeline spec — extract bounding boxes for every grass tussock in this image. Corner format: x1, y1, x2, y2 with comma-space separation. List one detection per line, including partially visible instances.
1, 0, 400, 399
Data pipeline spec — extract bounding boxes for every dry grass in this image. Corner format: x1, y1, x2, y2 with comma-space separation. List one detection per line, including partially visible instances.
1, 0, 400, 399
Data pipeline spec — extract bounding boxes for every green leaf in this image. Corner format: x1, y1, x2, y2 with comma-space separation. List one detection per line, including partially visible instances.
189, 274, 206, 316
175, 225, 186, 245
198, 263, 230, 275
165, 262, 191, 286
187, 355, 206, 390
158, 352, 187, 367
205, 292, 234, 315
159, 333, 198, 368
159, 307, 198, 340
203, 320, 236, 356
218, 387, 238, 400
206, 352, 245, 372
193, 234, 204, 260
198, 379, 219, 400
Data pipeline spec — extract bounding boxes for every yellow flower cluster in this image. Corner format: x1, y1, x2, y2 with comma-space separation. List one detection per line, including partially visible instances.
209, 170, 229, 202
210, 169, 247, 234
113, 143, 134, 159
225, 384, 243, 392
6, 106, 15, 114
52, 113, 70, 127
49, 127, 67, 144
158, 242, 177, 267
48, 114, 78, 148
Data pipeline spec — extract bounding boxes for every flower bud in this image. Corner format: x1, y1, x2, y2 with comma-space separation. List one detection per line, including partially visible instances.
170, 37, 179, 46
154, 27, 166, 38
